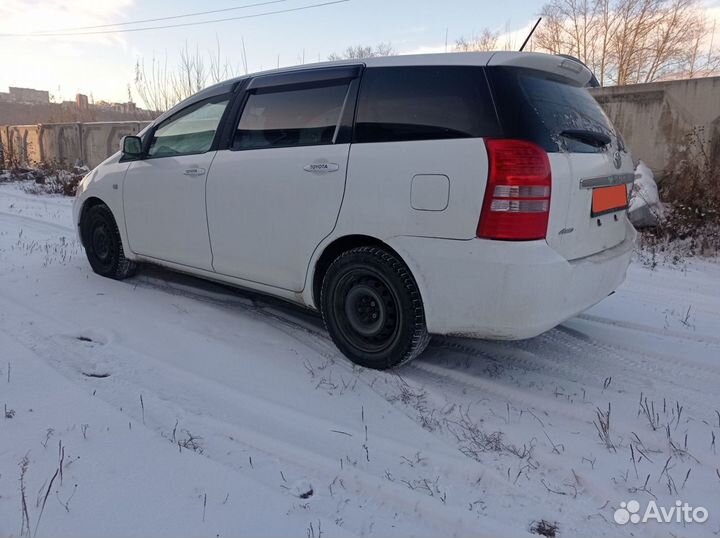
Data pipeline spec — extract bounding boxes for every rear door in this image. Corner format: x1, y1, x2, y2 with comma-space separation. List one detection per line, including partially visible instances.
207, 66, 361, 291
487, 61, 633, 260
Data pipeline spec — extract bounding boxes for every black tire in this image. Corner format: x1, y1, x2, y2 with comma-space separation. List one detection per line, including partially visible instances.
81, 203, 136, 280
320, 246, 430, 369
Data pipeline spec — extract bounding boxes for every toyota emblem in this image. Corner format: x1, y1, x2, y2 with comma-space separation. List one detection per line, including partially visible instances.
613, 151, 622, 170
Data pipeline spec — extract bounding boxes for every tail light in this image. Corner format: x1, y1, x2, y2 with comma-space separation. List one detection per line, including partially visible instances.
477, 139, 552, 241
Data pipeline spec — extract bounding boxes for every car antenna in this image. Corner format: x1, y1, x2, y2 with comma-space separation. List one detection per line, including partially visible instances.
519, 17, 542, 52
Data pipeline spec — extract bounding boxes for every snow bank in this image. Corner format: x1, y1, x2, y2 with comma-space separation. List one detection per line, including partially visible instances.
629, 161, 665, 227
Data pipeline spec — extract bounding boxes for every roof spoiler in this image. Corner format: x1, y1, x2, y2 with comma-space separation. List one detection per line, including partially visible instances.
555, 54, 600, 87
487, 51, 599, 88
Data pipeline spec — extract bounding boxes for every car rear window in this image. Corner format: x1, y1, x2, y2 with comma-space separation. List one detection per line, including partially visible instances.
486, 66, 616, 153
354, 66, 501, 144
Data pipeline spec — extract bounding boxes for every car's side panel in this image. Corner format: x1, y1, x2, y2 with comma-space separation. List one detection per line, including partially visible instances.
130, 252, 307, 306
334, 138, 488, 240
299, 139, 488, 309
123, 152, 217, 270
208, 143, 351, 291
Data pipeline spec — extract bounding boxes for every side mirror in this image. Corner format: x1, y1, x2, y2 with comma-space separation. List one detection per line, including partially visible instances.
121, 135, 143, 160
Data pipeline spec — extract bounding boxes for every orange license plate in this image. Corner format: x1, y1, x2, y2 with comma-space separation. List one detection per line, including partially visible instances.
591, 184, 628, 217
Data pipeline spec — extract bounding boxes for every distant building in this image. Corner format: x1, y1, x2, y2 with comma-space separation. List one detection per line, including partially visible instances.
0, 85, 154, 124
113, 101, 137, 114
76, 93, 89, 110
95, 100, 138, 114
7, 87, 50, 104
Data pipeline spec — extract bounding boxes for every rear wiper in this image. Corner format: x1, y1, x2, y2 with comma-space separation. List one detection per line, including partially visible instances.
559, 129, 612, 148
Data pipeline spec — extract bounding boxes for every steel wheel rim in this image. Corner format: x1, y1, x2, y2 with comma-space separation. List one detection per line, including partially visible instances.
86, 215, 115, 271
332, 268, 402, 354
91, 224, 111, 262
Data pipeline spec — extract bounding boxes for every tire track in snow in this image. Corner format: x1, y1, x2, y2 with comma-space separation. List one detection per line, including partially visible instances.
1, 256, 576, 536
551, 325, 720, 394
0, 300, 525, 538
430, 327, 720, 412
0, 187, 72, 206
577, 312, 720, 345
0, 210, 75, 234
130, 268, 720, 464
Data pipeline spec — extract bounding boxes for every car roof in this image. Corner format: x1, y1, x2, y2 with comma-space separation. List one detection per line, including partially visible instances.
234, 51, 497, 79
155, 51, 488, 123
155, 51, 590, 125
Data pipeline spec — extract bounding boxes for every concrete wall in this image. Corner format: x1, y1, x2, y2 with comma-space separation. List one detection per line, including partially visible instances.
81, 122, 150, 168
39, 123, 82, 166
0, 121, 150, 169
592, 76, 720, 181
3, 78, 720, 178
3, 125, 42, 166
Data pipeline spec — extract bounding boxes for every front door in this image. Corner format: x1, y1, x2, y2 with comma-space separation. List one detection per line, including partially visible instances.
123, 97, 229, 270
207, 70, 359, 291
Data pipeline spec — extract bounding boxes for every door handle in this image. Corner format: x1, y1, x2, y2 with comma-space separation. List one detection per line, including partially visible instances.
184, 167, 206, 176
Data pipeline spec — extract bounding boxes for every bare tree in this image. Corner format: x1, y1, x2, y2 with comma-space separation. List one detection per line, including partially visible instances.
455, 29, 500, 51
639, 0, 715, 81
535, 4, 568, 54
328, 42, 395, 60
611, 0, 660, 84
209, 35, 239, 84
135, 39, 246, 113
594, 0, 619, 85
172, 42, 207, 103
134, 54, 175, 113
535, 0, 606, 73
534, 0, 720, 85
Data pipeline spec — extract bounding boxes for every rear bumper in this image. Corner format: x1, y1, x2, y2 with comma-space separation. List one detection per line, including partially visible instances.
388, 222, 636, 339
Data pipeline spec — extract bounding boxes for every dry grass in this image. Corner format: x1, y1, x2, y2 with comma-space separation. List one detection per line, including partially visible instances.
1, 160, 86, 197
639, 127, 720, 265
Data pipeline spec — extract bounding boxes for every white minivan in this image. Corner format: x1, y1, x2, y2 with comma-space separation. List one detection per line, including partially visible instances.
74, 51, 636, 369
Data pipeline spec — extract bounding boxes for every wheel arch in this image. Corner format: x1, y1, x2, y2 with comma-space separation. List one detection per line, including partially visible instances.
310, 234, 414, 310
78, 196, 108, 247
78, 196, 134, 262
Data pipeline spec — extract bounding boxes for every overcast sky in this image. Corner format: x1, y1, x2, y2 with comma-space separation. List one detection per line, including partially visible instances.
1, 0, 719, 103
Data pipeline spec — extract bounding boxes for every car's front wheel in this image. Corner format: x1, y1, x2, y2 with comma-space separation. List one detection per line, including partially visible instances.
320, 246, 430, 369
81, 203, 136, 280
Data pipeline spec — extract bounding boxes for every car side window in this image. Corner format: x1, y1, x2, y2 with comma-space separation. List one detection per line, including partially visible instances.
233, 81, 350, 150
147, 98, 229, 158
354, 66, 501, 144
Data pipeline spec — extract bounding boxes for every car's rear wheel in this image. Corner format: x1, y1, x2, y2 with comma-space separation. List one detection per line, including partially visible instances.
81, 203, 136, 280
320, 246, 429, 369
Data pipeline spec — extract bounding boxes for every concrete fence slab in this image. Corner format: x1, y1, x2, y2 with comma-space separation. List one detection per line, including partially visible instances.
0, 121, 150, 169
2, 76, 720, 183
591, 76, 720, 181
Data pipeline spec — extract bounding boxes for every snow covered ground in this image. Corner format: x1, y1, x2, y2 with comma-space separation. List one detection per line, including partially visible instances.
1, 182, 718, 538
